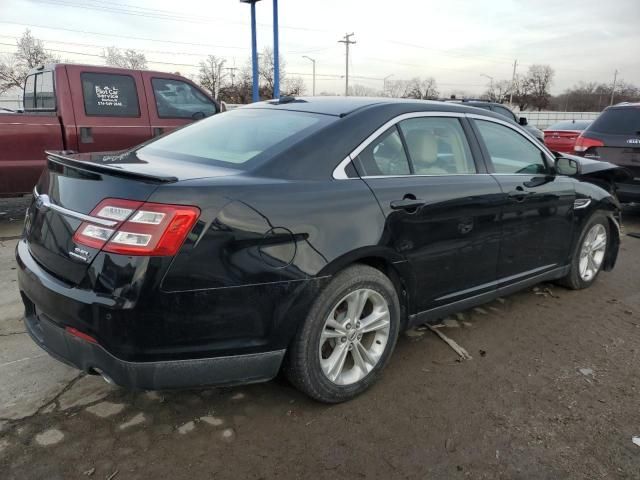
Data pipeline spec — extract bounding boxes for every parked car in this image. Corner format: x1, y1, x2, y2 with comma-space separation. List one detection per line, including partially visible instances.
18, 97, 625, 403
449, 100, 545, 142
544, 120, 592, 153
574, 102, 640, 203
0, 63, 219, 197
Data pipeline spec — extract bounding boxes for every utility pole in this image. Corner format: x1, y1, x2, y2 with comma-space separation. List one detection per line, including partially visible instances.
509, 59, 518, 106
215, 59, 225, 100
610, 69, 618, 106
302, 56, 316, 96
338, 33, 356, 96
225, 67, 238, 87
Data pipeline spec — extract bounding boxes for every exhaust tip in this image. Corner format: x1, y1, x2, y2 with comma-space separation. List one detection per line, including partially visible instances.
90, 368, 115, 385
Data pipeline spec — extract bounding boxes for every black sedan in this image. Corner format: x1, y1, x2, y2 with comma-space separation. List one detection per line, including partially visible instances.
17, 97, 623, 403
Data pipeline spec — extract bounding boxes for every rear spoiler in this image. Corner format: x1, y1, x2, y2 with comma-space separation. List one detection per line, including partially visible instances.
45, 151, 179, 184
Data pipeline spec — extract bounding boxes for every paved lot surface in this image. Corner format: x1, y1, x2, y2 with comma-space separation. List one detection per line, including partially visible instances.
1, 200, 639, 479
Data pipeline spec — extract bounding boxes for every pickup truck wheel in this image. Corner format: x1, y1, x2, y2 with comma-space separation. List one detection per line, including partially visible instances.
285, 265, 400, 403
559, 212, 610, 290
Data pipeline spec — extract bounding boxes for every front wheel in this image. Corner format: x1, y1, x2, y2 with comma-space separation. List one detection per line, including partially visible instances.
285, 264, 401, 403
559, 212, 610, 290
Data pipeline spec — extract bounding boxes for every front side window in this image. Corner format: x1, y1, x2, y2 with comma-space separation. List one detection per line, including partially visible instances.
138, 108, 332, 168
475, 120, 548, 174
399, 117, 476, 175
23, 72, 55, 110
152, 78, 216, 119
81, 72, 140, 117
355, 127, 411, 176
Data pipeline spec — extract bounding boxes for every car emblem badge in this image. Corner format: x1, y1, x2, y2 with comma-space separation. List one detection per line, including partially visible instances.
69, 247, 91, 263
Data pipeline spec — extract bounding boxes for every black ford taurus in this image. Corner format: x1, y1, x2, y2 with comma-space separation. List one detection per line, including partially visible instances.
17, 97, 623, 402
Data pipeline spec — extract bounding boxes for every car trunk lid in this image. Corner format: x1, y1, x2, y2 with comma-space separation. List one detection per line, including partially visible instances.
25, 151, 239, 285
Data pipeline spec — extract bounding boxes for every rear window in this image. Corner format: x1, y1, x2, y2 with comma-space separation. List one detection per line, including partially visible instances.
23, 71, 55, 110
137, 108, 333, 168
81, 72, 140, 117
589, 108, 640, 135
547, 120, 591, 131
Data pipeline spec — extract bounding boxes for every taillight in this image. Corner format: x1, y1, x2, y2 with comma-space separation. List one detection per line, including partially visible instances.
574, 135, 604, 153
73, 198, 200, 256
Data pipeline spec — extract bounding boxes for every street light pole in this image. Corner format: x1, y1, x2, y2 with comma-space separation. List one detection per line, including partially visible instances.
383, 74, 393, 96
480, 73, 494, 99
610, 69, 618, 106
273, 0, 280, 99
302, 56, 316, 96
240, 0, 262, 103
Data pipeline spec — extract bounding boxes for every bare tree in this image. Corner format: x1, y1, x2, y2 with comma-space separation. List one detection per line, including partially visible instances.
283, 76, 306, 96
102, 47, 147, 69
550, 80, 640, 111
527, 64, 554, 110
399, 77, 439, 100
348, 84, 379, 96
258, 46, 285, 98
198, 55, 225, 99
483, 79, 511, 103
511, 73, 534, 111
0, 29, 59, 93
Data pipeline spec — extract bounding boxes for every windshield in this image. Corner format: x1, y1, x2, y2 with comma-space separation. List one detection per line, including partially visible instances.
589, 107, 640, 135
138, 108, 334, 168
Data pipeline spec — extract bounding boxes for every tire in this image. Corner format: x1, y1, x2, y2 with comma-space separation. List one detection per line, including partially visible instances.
559, 212, 610, 290
285, 264, 401, 403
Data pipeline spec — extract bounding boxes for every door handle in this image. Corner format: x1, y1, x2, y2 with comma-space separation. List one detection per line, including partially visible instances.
390, 198, 426, 211
507, 186, 532, 203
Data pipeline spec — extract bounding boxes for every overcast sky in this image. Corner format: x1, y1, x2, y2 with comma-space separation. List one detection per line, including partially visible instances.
1, 0, 638, 96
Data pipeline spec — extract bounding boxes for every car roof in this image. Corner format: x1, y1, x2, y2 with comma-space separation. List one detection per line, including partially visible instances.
241, 96, 505, 118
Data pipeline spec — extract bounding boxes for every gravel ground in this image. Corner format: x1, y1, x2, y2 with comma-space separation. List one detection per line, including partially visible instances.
0, 202, 639, 480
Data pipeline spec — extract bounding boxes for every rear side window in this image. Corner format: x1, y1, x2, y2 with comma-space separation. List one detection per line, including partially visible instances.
138, 108, 333, 168
152, 78, 216, 119
355, 127, 411, 176
81, 72, 140, 117
23, 71, 55, 110
475, 120, 548, 174
399, 117, 476, 175
493, 105, 516, 122
588, 108, 640, 135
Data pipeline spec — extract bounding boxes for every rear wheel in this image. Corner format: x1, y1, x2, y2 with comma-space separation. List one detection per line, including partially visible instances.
285, 265, 400, 403
560, 212, 610, 290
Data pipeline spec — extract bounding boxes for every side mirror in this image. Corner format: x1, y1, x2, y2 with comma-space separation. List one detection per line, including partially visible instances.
555, 157, 580, 176
518, 116, 528, 126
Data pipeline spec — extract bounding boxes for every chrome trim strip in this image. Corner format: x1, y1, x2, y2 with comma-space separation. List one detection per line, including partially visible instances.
332, 110, 554, 180
33, 188, 118, 227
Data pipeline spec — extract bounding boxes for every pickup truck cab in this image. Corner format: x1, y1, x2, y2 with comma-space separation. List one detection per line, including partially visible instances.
0, 63, 219, 196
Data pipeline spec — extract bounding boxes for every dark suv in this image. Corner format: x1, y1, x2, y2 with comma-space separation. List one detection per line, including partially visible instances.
453, 100, 544, 142
574, 103, 640, 203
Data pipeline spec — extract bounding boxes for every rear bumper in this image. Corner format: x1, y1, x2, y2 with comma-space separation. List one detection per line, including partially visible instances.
23, 307, 284, 390
16, 238, 288, 389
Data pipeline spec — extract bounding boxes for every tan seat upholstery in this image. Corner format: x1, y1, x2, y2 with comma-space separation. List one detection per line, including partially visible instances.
404, 130, 448, 175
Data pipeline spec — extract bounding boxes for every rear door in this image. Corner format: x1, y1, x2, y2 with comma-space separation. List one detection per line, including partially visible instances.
142, 74, 217, 138
66, 65, 151, 152
470, 115, 576, 282
355, 113, 504, 313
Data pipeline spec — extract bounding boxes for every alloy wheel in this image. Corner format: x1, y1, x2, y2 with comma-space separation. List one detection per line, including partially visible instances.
579, 223, 607, 282
319, 288, 391, 385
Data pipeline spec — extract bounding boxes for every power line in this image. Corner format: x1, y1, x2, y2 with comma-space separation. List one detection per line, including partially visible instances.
30, 0, 335, 33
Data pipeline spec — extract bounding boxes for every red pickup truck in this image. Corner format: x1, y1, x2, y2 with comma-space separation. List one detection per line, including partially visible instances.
0, 63, 219, 196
